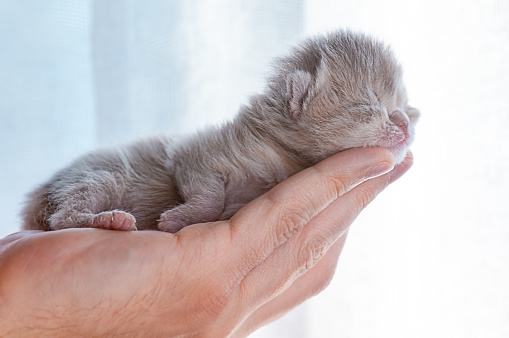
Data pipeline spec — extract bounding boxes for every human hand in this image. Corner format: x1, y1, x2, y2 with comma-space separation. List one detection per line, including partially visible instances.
0, 147, 412, 337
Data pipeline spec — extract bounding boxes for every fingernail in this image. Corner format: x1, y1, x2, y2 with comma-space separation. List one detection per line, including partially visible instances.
364, 162, 394, 180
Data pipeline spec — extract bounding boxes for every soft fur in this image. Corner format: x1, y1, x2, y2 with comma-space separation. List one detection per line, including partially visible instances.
22, 30, 420, 233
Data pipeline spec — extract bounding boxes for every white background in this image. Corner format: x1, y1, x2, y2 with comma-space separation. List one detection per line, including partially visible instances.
1, 1, 508, 337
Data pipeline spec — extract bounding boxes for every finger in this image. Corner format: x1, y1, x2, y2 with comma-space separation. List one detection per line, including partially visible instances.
389, 151, 413, 184
232, 233, 348, 337
238, 172, 391, 310
228, 147, 395, 277
235, 153, 414, 320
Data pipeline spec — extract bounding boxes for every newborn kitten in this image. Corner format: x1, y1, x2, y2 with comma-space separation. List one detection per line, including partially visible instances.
22, 30, 420, 233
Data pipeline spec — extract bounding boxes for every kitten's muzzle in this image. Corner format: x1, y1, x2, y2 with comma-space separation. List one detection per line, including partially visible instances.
390, 109, 410, 134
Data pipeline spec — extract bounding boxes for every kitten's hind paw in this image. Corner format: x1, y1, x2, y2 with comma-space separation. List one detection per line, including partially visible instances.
92, 210, 137, 231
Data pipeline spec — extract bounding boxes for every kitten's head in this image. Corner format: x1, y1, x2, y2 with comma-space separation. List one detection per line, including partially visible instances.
266, 30, 420, 164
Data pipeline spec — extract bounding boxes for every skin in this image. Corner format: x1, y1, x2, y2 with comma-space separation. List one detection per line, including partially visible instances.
0, 147, 412, 337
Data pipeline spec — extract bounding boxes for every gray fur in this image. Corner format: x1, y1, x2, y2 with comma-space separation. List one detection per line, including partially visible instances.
21, 30, 420, 233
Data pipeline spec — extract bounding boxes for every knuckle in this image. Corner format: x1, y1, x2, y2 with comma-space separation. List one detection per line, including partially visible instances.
261, 166, 350, 248
296, 232, 332, 272
326, 174, 347, 198
195, 286, 233, 322
353, 185, 377, 211
276, 203, 310, 244
314, 164, 347, 199
264, 191, 313, 245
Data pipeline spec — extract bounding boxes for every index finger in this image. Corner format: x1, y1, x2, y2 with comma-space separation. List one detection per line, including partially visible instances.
229, 147, 395, 276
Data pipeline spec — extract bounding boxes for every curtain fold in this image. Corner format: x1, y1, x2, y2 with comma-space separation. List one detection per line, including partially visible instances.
92, 0, 303, 145
0, 0, 94, 236
1, 1, 508, 337
0, 1, 305, 336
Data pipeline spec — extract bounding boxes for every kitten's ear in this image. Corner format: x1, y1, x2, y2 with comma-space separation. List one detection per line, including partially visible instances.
286, 70, 312, 120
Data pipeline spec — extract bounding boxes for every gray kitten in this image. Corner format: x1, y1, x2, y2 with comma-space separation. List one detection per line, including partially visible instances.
22, 30, 420, 233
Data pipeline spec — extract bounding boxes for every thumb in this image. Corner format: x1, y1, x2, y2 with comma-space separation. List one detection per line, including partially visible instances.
228, 147, 395, 277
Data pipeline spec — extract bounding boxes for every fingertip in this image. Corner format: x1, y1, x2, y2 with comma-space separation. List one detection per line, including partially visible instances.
315, 147, 396, 178
388, 151, 414, 184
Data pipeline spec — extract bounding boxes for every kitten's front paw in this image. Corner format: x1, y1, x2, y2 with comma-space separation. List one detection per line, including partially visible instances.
158, 209, 189, 233
92, 210, 137, 231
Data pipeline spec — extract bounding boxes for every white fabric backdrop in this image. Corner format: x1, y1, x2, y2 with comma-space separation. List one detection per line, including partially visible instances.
1, 1, 508, 337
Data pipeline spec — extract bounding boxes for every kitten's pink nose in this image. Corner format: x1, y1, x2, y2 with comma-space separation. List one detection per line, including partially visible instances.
390, 110, 410, 133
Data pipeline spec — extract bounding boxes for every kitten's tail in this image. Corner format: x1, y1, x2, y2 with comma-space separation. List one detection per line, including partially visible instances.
21, 183, 53, 231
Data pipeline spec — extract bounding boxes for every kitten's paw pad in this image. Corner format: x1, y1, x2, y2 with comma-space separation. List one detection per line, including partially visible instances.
158, 210, 188, 233
92, 211, 137, 231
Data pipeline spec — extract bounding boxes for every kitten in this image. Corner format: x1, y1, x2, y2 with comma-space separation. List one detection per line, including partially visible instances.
22, 30, 420, 233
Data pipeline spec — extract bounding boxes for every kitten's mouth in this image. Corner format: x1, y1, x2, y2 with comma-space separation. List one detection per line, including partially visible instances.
387, 130, 412, 164
381, 111, 413, 163
373, 125, 412, 164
